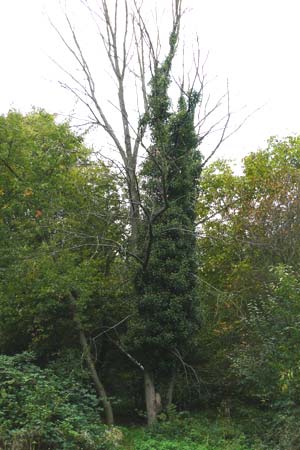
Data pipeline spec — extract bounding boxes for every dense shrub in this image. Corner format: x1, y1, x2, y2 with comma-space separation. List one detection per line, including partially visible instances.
0, 352, 120, 449
126, 412, 259, 450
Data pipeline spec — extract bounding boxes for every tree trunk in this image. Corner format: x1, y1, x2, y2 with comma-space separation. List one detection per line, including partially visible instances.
166, 369, 176, 409
144, 370, 161, 426
79, 328, 114, 425
127, 168, 140, 249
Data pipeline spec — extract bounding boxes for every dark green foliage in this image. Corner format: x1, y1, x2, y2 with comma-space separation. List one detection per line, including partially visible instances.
0, 352, 118, 449
232, 266, 300, 426
134, 68, 202, 366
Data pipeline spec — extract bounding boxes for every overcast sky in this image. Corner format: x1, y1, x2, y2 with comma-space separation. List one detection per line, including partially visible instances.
1, 0, 300, 166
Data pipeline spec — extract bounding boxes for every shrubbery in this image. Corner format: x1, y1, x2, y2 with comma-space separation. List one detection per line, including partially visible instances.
0, 352, 120, 449
126, 411, 260, 450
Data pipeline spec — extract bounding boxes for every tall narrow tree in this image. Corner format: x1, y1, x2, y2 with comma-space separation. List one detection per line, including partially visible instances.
134, 68, 202, 423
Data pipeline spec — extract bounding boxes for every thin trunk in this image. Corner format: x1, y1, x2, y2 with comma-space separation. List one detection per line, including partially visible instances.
79, 328, 114, 425
166, 369, 176, 409
127, 168, 139, 248
144, 370, 161, 426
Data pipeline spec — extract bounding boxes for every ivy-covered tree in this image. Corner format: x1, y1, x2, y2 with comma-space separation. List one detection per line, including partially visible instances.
51, 0, 233, 426
128, 35, 202, 422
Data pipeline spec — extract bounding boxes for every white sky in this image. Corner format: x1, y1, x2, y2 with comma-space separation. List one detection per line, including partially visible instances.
1, 0, 300, 166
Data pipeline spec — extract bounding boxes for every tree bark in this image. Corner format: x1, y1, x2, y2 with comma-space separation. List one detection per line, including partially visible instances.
144, 370, 161, 426
127, 167, 140, 248
166, 369, 176, 409
79, 328, 114, 425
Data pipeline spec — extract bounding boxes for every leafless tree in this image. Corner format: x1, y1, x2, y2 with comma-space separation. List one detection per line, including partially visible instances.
50, 0, 232, 233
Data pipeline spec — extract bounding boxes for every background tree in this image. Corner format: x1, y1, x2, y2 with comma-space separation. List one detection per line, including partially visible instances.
0, 110, 126, 424
196, 136, 300, 417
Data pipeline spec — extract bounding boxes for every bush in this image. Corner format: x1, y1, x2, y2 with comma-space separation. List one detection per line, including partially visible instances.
134, 438, 202, 450
0, 352, 120, 449
127, 411, 259, 450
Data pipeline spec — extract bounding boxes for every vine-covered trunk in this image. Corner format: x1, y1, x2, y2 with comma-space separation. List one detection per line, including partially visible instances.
79, 328, 114, 426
